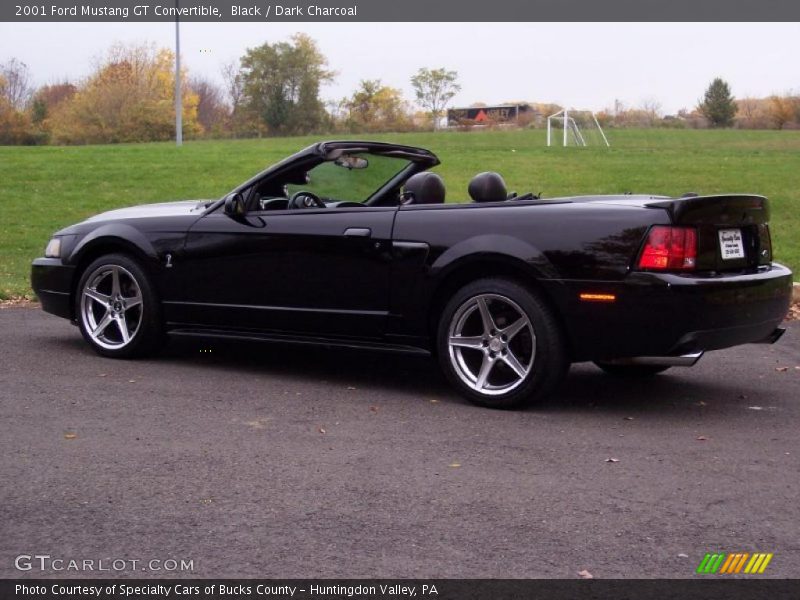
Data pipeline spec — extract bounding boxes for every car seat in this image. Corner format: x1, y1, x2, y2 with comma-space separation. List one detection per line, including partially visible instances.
401, 172, 446, 205
468, 172, 508, 203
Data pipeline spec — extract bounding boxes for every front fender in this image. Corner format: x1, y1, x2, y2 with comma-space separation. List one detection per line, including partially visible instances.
67, 223, 159, 266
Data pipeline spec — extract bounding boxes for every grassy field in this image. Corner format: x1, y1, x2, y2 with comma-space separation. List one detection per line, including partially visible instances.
1, 128, 799, 299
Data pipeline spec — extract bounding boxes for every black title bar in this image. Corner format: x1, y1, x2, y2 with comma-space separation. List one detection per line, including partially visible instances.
3, 0, 800, 22
3, 579, 800, 600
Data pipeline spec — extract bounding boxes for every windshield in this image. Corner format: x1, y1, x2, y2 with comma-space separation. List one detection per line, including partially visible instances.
286, 153, 411, 203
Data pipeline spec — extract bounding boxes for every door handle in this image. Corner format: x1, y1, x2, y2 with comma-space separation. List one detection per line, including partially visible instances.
343, 227, 372, 237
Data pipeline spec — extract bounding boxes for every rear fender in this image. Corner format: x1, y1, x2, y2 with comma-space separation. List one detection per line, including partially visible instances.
430, 234, 558, 280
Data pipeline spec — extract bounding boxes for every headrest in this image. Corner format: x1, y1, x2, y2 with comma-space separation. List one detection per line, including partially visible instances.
468, 172, 508, 203
402, 172, 446, 205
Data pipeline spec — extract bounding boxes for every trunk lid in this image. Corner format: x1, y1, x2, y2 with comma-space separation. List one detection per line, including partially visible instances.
646, 194, 772, 271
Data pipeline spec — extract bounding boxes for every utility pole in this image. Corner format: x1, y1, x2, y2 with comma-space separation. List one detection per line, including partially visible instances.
174, 0, 182, 146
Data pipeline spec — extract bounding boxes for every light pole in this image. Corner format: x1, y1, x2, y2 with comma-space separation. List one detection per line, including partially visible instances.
174, 0, 182, 146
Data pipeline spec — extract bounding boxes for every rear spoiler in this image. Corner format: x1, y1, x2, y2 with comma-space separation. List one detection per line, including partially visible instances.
646, 194, 769, 226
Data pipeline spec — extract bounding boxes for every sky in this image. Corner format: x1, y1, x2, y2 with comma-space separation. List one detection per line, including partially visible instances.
0, 22, 798, 114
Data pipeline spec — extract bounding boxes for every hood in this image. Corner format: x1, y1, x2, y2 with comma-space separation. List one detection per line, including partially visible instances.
82, 200, 212, 223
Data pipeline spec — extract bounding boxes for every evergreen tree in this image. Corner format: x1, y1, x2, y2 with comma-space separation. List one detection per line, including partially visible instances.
699, 78, 736, 127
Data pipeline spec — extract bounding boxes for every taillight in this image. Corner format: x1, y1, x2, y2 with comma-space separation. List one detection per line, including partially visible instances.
637, 226, 697, 271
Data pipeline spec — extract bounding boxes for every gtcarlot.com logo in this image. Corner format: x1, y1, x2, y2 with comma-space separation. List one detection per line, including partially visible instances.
14, 554, 194, 572
696, 552, 773, 575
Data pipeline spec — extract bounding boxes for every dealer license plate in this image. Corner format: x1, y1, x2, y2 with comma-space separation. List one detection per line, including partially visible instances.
719, 228, 745, 260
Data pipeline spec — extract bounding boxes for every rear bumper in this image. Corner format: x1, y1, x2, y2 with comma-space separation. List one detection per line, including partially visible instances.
31, 258, 75, 320
555, 263, 793, 361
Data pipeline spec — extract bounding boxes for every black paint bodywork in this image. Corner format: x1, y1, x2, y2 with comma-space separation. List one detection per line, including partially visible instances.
31, 141, 793, 362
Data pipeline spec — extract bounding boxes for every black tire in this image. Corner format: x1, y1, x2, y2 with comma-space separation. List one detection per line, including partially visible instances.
75, 253, 164, 358
436, 278, 568, 409
593, 362, 671, 377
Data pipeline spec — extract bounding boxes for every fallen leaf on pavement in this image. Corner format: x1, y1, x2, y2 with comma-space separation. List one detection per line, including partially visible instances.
696, 436, 708, 441
449, 462, 461, 468
318, 427, 326, 434
578, 569, 593, 579
64, 433, 77, 440
775, 366, 789, 372
605, 457, 619, 463
128, 379, 136, 383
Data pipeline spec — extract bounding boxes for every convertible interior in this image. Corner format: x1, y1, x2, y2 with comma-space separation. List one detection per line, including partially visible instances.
402, 171, 539, 205
246, 151, 538, 211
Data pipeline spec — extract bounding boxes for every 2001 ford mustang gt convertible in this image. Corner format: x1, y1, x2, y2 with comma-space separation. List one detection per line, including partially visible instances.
32, 141, 792, 408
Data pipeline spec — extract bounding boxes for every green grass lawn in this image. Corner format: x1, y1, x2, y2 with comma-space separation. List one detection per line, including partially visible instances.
1, 128, 798, 299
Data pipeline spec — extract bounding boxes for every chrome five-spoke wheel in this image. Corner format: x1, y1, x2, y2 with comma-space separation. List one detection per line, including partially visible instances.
447, 293, 536, 396
80, 264, 143, 350
438, 278, 568, 408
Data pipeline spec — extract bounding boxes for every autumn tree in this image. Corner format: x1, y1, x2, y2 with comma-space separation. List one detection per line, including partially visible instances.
189, 76, 230, 136
766, 94, 797, 130
238, 33, 334, 136
342, 79, 412, 132
49, 43, 201, 144
0, 58, 33, 109
736, 97, 763, 128
410, 67, 460, 130
29, 82, 77, 139
640, 98, 663, 125
221, 59, 257, 136
698, 77, 736, 127
0, 74, 34, 144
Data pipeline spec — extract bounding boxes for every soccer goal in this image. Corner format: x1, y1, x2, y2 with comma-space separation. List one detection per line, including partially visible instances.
547, 109, 610, 147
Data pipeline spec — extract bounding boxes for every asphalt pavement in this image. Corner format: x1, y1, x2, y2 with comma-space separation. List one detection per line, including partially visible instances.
1, 307, 798, 578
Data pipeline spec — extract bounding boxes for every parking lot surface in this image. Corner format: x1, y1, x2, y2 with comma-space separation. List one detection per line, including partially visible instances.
1, 308, 798, 578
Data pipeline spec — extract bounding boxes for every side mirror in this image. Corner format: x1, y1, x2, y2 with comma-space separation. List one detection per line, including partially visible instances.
223, 192, 246, 217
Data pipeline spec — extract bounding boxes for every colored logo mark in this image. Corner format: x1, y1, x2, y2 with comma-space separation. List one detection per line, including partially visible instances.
696, 552, 773, 574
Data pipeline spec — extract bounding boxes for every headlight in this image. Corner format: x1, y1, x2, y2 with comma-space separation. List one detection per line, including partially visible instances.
45, 238, 62, 258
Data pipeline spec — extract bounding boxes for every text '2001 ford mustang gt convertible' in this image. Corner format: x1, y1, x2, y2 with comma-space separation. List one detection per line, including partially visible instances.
32, 141, 792, 408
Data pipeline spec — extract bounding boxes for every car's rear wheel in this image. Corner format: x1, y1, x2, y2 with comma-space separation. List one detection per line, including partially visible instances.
593, 362, 671, 377
437, 278, 568, 409
75, 254, 164, 358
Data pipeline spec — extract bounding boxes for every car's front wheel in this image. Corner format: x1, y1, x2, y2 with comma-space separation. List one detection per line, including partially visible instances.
437, 278, 568, 409
75, 253, 164, 358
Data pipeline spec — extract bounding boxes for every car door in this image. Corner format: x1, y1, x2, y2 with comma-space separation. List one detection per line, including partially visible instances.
173, 205, 396, 338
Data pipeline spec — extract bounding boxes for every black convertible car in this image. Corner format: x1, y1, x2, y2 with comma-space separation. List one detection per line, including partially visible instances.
32, 141, 792, 408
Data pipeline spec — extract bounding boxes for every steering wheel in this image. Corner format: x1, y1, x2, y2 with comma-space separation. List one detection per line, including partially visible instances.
288, 190, 326, 210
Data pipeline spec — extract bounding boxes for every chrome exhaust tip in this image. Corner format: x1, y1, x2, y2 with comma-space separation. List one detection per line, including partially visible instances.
602, 352, 704, 368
